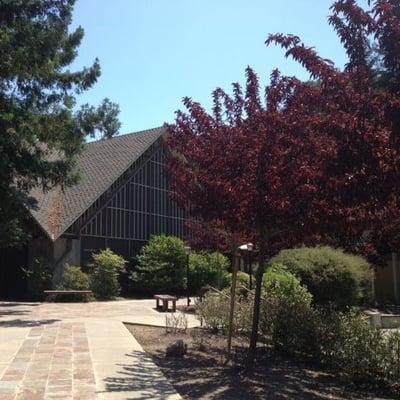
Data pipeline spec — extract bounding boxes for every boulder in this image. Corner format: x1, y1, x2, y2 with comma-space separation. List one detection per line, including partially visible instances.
166, 340, 187, 357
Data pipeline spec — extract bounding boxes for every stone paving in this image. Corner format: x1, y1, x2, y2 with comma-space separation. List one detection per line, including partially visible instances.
0, 322, 96, 400
0, 299, 196, 400
0, 299, 199, 327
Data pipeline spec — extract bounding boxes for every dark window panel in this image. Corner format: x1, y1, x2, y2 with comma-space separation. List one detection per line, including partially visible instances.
78, 143, 190, 243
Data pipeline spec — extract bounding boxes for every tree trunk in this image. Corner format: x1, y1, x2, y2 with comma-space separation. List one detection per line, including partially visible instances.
245, 235, 267, 371
226, 246, 239, 361
246, 133, 270, 371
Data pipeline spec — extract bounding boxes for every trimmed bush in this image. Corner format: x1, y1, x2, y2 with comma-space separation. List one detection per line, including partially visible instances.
269, 246, 374, 308
223, 271, 251, 297
58, 265, 90, 290
225, 271, 251, 294
90, 249, 126, 299
188, 251, 229, 293
131, 235, 187, 294
260, 264, 314, 354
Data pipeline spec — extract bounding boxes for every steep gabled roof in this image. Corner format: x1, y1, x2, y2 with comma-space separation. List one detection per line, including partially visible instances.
30, 127, 166, 241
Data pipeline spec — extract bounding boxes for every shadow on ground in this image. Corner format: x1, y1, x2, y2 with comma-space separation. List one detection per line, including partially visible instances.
0, 302, 39, 307
154, 350, 392, 400
0, 309, 31, 317
102, 350, 179, 400
0, 302, 40, 318
0, 318, 60, 328
126, 324, 393, 400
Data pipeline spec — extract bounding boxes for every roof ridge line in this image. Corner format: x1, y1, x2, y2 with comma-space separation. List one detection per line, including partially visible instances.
29, 126, 167, 241
86, 126, 165, 146
51, 128, 166, 241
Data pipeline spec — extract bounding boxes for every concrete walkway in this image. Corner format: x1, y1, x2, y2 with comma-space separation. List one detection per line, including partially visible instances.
0, 299, 198, 400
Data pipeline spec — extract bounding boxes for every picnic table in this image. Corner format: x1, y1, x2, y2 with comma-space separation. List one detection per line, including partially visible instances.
154, 294, 177, 312
44, 290, 92, 302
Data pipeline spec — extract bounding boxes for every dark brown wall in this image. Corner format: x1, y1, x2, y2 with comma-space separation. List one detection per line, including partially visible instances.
0, 245, 28, 299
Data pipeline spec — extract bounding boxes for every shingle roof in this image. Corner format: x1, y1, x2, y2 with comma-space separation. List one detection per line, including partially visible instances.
30, 127, 166, 241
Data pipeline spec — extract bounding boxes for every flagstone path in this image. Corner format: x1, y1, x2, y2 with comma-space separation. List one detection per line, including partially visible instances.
0, 322, 95, 400
0, 299, 198, 400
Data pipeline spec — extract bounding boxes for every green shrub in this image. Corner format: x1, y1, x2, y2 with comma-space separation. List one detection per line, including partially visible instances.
188, 251, 229, 293
131, 235, 187, 294
196, 291, 231, 332
195, 261, 400, 396
269, 246, 374, 308
260, 264, 314, 354
236, 271, 251, 290
90, 249, 126, 299
196, 289, 253, 334
58, 264, 90, 290
383, 330, 400, 394
224, 271, 251, 296
23, 256, 53, 300
312, 308, 400, 394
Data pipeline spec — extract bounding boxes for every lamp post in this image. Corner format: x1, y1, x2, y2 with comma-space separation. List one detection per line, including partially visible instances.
238, 243, 254, 290
185, 245, 191, 307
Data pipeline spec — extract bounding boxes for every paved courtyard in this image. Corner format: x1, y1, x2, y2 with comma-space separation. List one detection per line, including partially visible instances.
0, 299, 199, 400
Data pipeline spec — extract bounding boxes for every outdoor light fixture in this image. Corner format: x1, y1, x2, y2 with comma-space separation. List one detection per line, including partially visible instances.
185, 245, 191, 307
239, 243, 254, 289
239, 243, 254, 252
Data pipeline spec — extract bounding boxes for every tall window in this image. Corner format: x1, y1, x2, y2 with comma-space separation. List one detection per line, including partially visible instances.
80, 144, 190, 241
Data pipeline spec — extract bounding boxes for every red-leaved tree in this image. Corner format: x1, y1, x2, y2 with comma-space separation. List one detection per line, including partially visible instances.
267, 0, 400, 258
168, 0, 400, 369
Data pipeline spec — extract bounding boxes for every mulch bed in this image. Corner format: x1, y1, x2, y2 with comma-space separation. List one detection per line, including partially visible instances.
125, 324, 393, 400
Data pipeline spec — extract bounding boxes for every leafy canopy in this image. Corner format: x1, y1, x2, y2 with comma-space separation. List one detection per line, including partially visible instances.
266, 0, 400, 257
168, 0, 400, 258
167, 0, 400, 369
0, 0, 120, 247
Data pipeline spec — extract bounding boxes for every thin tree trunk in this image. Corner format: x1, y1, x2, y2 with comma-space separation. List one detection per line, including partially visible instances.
246, 132, 270, 371
226, 246, 239, 361
245, 233, 267, 371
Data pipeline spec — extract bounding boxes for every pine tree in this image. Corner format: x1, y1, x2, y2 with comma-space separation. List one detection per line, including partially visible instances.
0, 0, 120, 247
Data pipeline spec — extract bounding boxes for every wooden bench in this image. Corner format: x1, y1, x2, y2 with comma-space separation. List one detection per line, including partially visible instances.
44, 290, 92, 302
154, 294, 177, 312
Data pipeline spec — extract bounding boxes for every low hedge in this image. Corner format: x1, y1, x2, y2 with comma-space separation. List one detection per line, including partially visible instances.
269, 246, 374, 308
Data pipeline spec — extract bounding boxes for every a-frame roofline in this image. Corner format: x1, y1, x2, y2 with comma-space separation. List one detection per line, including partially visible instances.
29, 127, 166, 241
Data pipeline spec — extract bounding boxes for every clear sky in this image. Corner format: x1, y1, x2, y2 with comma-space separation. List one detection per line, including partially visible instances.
71, 0, 359, 135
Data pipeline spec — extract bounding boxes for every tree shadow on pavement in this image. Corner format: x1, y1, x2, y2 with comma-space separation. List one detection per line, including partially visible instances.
0, 302, 40, 318
102, 350, 180, 400
0, 318, 60, 328
0, 303, 39, 307
0, 309, 31, 317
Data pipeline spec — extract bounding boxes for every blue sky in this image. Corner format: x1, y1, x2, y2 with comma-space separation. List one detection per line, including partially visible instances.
71, 0, 358, 135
